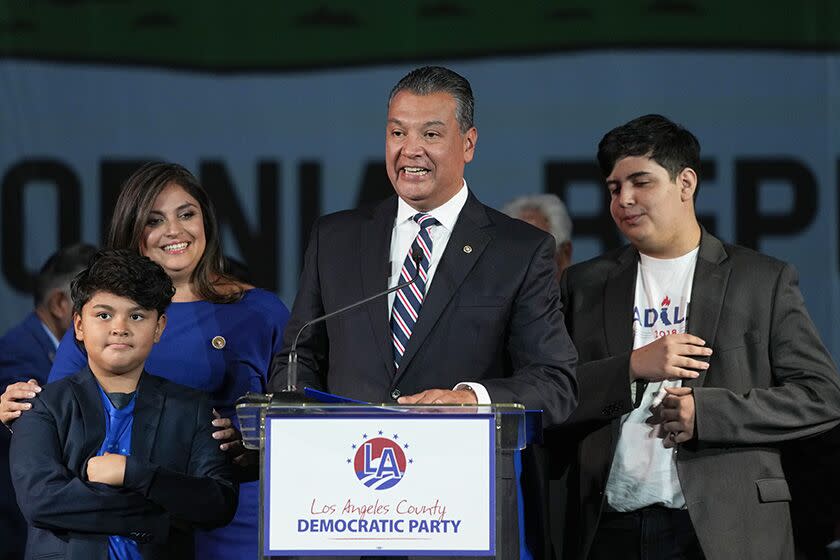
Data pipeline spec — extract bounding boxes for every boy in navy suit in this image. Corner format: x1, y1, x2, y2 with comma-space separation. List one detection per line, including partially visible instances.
10, 250, 238, 560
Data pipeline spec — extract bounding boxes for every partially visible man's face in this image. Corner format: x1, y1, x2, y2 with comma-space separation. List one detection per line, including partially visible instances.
517, 208, 551, 233
516, 208, 572, 279
607, 155, 696, 258
386, 90, 477, 211
57, 291, 74, 333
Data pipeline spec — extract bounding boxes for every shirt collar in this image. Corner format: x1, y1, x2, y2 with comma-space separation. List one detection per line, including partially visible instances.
395, 180, 469, 231
39, 320, 60, 350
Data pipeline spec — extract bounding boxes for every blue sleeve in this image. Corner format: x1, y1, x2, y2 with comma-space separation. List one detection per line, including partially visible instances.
246, 291, 289, 391
209, 291, 290, 419
0, 346, 42, 387
267, 295, 291, 356
262, 294, 290, 392
48, 329, 87, 384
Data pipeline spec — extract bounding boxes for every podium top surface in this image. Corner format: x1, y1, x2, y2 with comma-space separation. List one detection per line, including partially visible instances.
235, 393, 539, 450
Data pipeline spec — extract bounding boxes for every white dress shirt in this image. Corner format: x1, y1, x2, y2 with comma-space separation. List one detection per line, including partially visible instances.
40, 320, 60, 350
386, 181, 490, 404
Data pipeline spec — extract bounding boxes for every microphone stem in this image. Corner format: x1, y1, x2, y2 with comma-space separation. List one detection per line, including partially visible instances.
285, 251, 423, 392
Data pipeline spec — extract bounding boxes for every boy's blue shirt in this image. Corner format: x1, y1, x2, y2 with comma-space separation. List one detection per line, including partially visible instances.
96, 384, 142, 560
9, 367, 238, 560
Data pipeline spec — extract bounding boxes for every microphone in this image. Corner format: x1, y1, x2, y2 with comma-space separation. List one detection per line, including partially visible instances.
279, 247, 424, 398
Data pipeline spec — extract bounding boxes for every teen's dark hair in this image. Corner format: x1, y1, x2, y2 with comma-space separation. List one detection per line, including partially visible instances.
597, 114, 701, 189
107, 162, 242, 304
389, 66, 475, 133
33, 243, 98, 307
71, 250, 175, 317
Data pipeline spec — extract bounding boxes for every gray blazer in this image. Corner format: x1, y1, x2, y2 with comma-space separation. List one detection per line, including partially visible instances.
553, 230, 840, 560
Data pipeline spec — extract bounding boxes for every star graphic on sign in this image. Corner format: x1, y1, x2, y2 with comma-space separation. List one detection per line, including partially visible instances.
344, 428, 413, 470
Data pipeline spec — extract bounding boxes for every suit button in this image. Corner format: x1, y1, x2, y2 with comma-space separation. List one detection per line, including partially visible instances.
391, 389, 401, 400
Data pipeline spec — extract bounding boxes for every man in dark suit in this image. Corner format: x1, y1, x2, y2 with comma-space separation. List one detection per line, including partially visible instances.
553, 114, 840, 559
0, 243, 95, 560
0, 243, 97, 390
268, 66, 578, 557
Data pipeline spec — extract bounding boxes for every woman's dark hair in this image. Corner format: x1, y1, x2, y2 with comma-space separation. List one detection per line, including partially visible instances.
71, 249, 175, 316
106, 162, 242, 303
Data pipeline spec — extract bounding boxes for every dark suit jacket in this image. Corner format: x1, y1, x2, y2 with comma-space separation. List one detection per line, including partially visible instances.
268, 192, 578, 559
10, 368, 238, 560
269, 191, 577, 426
0, 312, 55, 387
553, 231, 840, 560
0, 312, 56, 560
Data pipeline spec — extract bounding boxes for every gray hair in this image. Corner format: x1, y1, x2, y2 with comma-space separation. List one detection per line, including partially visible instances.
389, 66, 474, 133
503, 194, 572, 247
34, 243, 98, 307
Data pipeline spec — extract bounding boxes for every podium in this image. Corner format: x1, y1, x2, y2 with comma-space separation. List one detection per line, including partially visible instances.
237, 396, 538, 559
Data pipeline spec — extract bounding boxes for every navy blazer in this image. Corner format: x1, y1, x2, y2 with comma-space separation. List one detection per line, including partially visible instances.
0, 312, 57, 559
0, 312, 56, 387
10, 368, 238, 560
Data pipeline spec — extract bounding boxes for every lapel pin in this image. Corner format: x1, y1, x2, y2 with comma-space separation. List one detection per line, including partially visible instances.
211, 336, 226, 350
463, 245, 472, 254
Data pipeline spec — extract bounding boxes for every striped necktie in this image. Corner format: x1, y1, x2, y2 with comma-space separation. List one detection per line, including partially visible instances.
390, 212, 439, 370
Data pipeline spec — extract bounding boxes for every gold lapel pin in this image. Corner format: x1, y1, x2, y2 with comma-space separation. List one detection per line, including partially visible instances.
211, 336, 226, 350
463, 245, 473, 254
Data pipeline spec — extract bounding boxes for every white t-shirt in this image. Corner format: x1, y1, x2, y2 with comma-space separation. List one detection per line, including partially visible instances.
604, 247, 699, 511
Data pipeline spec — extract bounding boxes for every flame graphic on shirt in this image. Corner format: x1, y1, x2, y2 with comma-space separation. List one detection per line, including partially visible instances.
661, 295, 671, 307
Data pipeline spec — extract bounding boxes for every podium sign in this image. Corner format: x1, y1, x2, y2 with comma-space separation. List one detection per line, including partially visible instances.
263, 413, 495, 556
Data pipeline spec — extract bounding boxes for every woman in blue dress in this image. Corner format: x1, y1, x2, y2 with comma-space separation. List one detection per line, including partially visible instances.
3, 162, 289, 559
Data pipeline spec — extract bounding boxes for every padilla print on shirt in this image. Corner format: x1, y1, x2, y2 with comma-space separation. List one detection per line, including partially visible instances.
633, 295, 689, 343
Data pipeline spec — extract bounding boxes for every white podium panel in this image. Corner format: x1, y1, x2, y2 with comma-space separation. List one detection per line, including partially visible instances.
264, 413, 495, 556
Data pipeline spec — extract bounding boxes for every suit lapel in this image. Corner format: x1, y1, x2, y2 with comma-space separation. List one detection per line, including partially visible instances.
361, 197, 399, 379
131, 372, 164, 463
685, 231, 730, 389
74, 368, 107, 462
394, 193, 492, 382
604, 247, 638, 357
26, 313, 57, 364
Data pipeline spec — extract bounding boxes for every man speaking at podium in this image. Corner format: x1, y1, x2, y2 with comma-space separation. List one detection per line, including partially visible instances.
268, 66, 578, 556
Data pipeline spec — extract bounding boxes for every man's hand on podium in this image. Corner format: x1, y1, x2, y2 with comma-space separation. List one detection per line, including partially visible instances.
398, 388, 478, 405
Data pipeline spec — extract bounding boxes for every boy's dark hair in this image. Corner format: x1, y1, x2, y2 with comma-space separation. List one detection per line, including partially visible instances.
597, 114, 701, 191
71, 249, 175, 317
